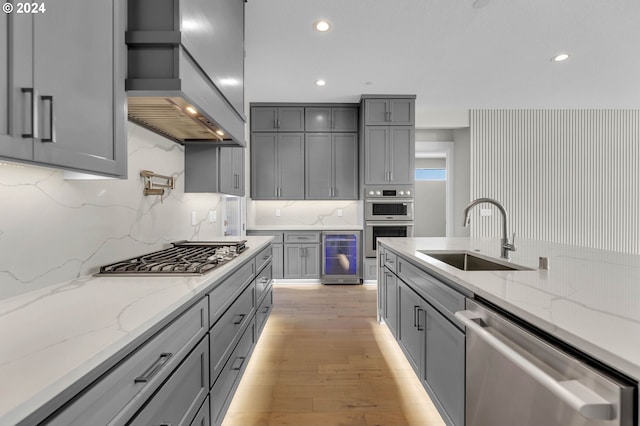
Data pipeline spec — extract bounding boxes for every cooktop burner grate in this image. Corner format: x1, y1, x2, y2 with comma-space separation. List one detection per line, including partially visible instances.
96, 240, 247, 276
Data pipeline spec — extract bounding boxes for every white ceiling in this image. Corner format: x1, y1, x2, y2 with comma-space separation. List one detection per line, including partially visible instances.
244, 0, 640, 111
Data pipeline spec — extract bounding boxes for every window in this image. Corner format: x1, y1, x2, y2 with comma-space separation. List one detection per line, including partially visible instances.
415, 168, 446, 181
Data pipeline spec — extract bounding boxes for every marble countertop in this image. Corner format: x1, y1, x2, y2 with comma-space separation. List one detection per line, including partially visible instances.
248, 226, 363, 231
0, 236, 273, 426
378, 237, 640, 382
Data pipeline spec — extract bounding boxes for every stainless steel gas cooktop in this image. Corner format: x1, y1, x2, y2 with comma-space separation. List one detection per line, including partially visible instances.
96, 240, 247, 276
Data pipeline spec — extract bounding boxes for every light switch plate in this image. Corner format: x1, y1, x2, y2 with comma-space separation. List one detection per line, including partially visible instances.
275, 208, 281, 217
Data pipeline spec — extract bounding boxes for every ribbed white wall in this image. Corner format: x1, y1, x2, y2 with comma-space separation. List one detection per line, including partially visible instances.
470, 110, 640, 254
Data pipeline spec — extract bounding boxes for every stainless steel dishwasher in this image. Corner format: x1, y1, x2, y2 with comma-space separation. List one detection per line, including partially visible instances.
455, 299, 635, 426
321, 231, 361, 284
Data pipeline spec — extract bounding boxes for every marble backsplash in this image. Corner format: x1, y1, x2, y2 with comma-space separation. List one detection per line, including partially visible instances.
0, 123, 223, 299
247, 199, 362, 229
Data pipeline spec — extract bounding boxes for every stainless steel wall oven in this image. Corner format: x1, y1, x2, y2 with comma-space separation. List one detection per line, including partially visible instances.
364, 221, 414, 258
363, 186, 414, 258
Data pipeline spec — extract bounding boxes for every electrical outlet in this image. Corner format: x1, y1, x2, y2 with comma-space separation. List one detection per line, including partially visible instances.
209, 210, 216, 223
337, 209, 343, 217
275, 209, 281, 217
191, 211, 197, 226
480, 208, 492, 217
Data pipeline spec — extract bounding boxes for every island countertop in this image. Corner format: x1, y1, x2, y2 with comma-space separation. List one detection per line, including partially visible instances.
377, 237, 640, 382
0, 236, 273, 426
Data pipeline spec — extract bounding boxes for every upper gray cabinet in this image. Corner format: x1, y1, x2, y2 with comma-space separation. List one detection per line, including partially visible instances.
305, 107, 358, 132
218, 147, 245, 196
0, 1, 127, 177
250, 107, 305, 132
364, 126, 414, 185
363, 97, 414, 126
250, 133, 304, 199
305, 133, 358, 200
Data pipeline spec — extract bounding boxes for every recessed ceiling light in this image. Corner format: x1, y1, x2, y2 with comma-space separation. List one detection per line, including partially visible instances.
185, 106, 198, 115
552, 53, 570, 62
315, 80, 326, 86
313, 20, 331, 32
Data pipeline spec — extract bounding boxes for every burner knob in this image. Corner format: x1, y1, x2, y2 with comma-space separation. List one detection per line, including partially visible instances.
375, 191, 381, 196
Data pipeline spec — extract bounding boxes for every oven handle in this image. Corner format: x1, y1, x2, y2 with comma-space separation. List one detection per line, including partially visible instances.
365, 200, 414, 204
455, 310, 614, 420
365, 221, 414, 226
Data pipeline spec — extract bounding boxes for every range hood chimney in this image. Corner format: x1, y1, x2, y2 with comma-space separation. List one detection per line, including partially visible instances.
126, 0, 246, 146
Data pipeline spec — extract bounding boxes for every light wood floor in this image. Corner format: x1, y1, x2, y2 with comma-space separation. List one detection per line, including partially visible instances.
222, 284, 446, 426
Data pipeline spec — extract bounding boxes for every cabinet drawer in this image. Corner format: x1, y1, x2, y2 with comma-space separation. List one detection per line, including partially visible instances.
209, 282, 255, 387
129, 336, 209, 426
211, 319, 255, 425
209, 260, 255, 326
397, 258, 465, 324
46, 298, 208, 426
284, 231, 320, 243
383, 250, 398, 273
247, 230, 284, 243
256, 286, 273, 334
255, 244, 272, 274
255, 263, 272, 303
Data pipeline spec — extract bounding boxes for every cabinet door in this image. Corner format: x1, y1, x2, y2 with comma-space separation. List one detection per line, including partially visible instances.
388, 127, 414, 185
284, 244, 302, 278
251, 107, 278, 131
364, 127, 389, 185
277, 107, 305, 131
364, 99, 389, 125
0, 12, 33, 161
383, 270, 398, 337
398, 281, 423, 374
305, 133, 333, 199
424, 303, 465, 426
331, 107, 358, 132
277, 133, 304, 199
305, 107, 331, 131
332, 133, 358, 199
32, 0, 126, 177
184, 144, 219, 193
301, 244, 320, 278
272, 243, 284, 279
389, 99, 414, 125
219, 147, 244, 196
250, 133, 278, 199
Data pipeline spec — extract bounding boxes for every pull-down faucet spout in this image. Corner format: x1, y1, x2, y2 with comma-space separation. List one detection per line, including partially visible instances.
463, 198, 516, 259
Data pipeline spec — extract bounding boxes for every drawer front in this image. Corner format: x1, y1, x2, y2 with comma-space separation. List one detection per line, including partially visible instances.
129, 336, 209, 426
397, 258, 465, 323
283, 231, 320, 243
209, 282, 255, 386
255, 263, 272, 303
247, 230, 284, 243
211, 319, 256, 426
209, 260, 255, 326
47, 298, 208, 426
256, 286, 273, 334
383, 249, 397, 273
255, 244, 272, 274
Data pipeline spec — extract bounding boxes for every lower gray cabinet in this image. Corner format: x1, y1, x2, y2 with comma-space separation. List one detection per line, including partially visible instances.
423, 303, 465, 426
381, 269, 398, 337
129, 337, 209, 426
397, 280, 423, 375
272, 243, 284, 278
190, 397, 210, 426
284, 244, 320, 278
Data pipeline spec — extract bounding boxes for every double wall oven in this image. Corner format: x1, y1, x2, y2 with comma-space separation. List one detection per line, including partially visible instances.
364, 186, 414, 258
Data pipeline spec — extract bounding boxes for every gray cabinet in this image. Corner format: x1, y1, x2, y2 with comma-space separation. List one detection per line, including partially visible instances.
305, 133, 358, 199
219, 147, 245, 196
363, 98, 414, 126
284, 244, 320, 278
305, 107, 358, 132
381, 269, 398, 337
0, 1, 126, 177
364, 126, 414, 185
250, 132, 304, 199
397, 280, 424, 375
251, 107, 305, 131
272, 243, 284, 279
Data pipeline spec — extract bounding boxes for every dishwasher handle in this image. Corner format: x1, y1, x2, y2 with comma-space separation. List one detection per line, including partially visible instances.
455, 310, 614, 421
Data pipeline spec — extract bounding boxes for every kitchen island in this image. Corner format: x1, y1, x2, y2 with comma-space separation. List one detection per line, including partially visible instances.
378, 236, 640, 425
0, 236, 273, 426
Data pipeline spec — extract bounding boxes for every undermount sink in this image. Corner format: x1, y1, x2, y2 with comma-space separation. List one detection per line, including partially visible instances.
419, 251, 533, 271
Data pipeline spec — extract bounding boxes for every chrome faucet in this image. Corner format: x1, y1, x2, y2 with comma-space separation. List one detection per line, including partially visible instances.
463, 198, 516, 259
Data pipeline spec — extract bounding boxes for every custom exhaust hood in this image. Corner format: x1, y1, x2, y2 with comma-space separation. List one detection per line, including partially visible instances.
125, 0, 246, 147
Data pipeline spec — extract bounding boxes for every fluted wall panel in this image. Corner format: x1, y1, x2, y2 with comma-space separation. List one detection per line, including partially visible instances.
470, 110, 640, 254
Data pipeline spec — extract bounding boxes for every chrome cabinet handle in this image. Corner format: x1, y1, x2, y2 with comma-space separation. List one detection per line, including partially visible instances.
135, 352, 172, 383
259, 277, 269, 284
416, 308, 424, 331
40, 95, 55, 143
413, 305, 420, 327
231, 356, 246, 371
262, 306, 270, 314
232, 313, 246, 325
21, 88, 35, 138
455, 310, 614, 420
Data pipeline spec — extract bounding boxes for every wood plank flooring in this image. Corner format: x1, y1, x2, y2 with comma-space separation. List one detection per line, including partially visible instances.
222, 284, 446, 426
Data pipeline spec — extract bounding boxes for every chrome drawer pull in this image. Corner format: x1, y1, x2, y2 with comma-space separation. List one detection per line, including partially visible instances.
135, 352, 172, 383
262, 306, 270, 314
233, 314, 246, 325
259, 277, 269, 284
21, 88, 35, 138
231, 356, 246, 371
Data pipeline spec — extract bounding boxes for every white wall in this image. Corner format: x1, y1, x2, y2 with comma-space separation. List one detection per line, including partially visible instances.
470, 110, 640, 254
0, 123, 224, 299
